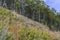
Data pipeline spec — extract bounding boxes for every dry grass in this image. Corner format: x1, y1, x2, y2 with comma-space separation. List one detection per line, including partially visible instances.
0, 7, 59, 40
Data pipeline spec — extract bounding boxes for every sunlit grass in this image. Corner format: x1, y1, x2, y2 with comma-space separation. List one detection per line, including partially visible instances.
0, 7, 59, 40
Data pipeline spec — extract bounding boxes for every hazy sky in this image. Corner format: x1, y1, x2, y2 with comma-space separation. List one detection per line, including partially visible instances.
44, 0, 60, 12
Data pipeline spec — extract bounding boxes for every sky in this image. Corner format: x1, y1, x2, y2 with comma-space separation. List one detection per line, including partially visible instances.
44, 0, 60, 12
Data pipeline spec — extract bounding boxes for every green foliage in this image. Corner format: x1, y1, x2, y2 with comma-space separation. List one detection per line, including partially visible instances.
0, 7, 59, 40
0, 0, 60, 39
18, 27, 55, 40
0, 7, 14, 30
6, 32, 13, 40
5, 27, 57, 40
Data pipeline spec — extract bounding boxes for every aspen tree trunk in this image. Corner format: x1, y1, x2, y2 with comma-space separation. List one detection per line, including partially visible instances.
43, 13, 46, 24
0, 0, 2, 6
19, 0, 22, 14
39, 13, 40, 22
39, 8, 41, 22
20, 0, 23, 14
19, 0, 21, 14
32, 10, 35, 20
21, 0, 25, 15
14, 0, 16, 12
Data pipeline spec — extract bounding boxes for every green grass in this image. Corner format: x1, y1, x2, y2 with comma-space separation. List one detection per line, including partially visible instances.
0, 7, 59, 40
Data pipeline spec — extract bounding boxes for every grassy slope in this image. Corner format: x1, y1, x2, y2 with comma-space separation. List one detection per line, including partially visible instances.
0, 7, 59, 40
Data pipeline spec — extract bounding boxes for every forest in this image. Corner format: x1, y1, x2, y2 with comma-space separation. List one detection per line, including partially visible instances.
0, 0, 60, 31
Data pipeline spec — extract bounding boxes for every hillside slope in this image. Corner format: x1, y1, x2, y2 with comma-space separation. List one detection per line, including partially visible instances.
0, 7, 59, 40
